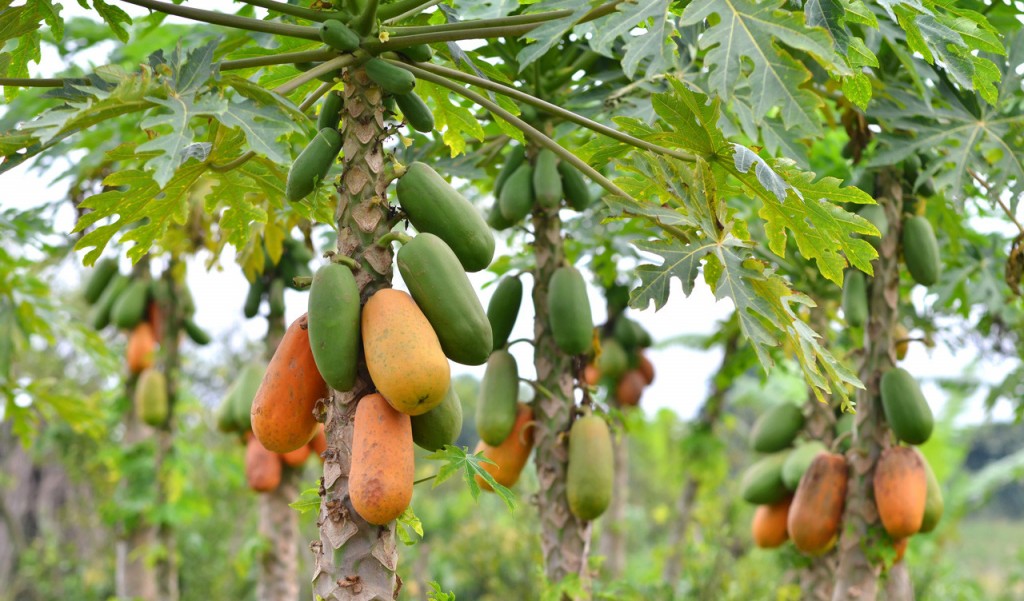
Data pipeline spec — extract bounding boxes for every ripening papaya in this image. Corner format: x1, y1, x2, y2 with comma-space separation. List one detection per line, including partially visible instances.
135, 368, 168, 427
285, 128, 343, 202
308, 423, 327, 461
615, 370, 645, 407
399, 44, 433, 62
127, 322, 157, 374
395, 91, 435, 133
364, 58, 416, 94
880, 367, 934, 444
251, 314, 327, 453
741, 452, 791, 505
111, 279, 150, 330
362, 289, 450, 415
476, 350, 519, 445
637, 352, 655, 385
547, 266, 594, 355
902, 215, 941, 286
91, 274, 130, 330
243, 277, 264, 319
231, 362, 266, 433
318, 19, 360, 52
842, 270, 868, 328
788, 452, 848, 555
752, 496, 792, 549
566, 413, 614, 520
183, 318, 211, 346
84, 258, 119, 304
893, 323, 910, 361
532, 149, 562, 210
858, 205, 888, 250
498, 164, 534, 223
558, 161, 592, 211
411, 385, 463, 452
749, 403, 805, 453
475, 403, 534, 491
245, 435, 282, 493
874, 446, 927, 538
308, 263, 361, 392
583, 364, 600, 386
395, 162, 495, 272
782, 441, 827, 491
494, 145, 525, 197
317, 90, 343, 131
349, 393, 414, 525
397, 234, 493, 366
596, 339, 628, 381
280, 444, 311, 467
487, 276, 523, 351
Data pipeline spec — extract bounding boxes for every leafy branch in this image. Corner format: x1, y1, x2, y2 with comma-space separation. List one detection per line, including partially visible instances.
424, 446, 517, 511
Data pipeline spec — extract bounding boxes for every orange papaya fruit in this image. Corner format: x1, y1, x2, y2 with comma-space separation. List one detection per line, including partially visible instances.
873, 447, 927, 538
127, 322, 157, 374
245, 435, 282, 493
475, 404, 534, 491
615, 370, 645, 407
280, 444, 311, 467
349, 393, 414, 525
788, 452, 848, 555
752, 496, 792, 549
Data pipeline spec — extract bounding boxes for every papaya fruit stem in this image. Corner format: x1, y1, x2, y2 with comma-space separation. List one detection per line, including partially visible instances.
221, 48, 339, 72
237, 0, 345, 22
353, 0, 378, 35
291, 276, 313, 289
412, 474, 437, 486
520, 378, 556, 401
506, 337, 534, 348
120, 0, 322, 40
275, 54, 358, 95
328, 254, 360, 270
376, 231, 412, 247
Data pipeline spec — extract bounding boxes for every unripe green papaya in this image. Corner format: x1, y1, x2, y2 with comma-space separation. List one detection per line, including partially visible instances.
631, 320, 653, 348
180, 285, 195, 317
230, 362, 266, 433
842, 270, 868, 328
397, 233, 493, 365
268, 278, 285, 318
858, 205, 888, 250
558, 161, 592, 211
880, 367, 933, 444
916, 448, 944, 533
365, 58, 415, 94
547, 266, 593, 356
399, 44, 433, 62
532, 149, 562, 209
286, 128, 342, 202
476, 350, 519, 445
243, 278, 264, 319
91, 274, 130, 330
216, 391, 239, 433
749, 403, 805, 453
319, 19, 360, 52
308, 263, 361, 392
111, 279, 150, 330
566, 414, 614, 520
902, 216, 940, 286
494, 146, 525, 197
782, 441, 827, 490
135, 368, 168, 427
284, 237, 314, 263
183, 318, 211, 346
396, 162, 495, 272
487, 202, 516, 231
612, 317, 638, 350
740, 451, 790, 505
498, 164, 534, 223
411, 385, 463, 452
395, 91, 434, 133
84, 258, 119, 304
596, 339, 628, 381
317, 90, 343, 131
487, 276, 523, 351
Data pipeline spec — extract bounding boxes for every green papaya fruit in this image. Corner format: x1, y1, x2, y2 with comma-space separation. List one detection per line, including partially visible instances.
180, 285, 195, 317
476, 350, 519, 445
740, 451, 790, 505
398, 44, 433, 62
285, 128, 343, 202
498, 164, 534, 223
880, 367, 933, 444
631, 320, 653, 348
532, 149, 562, 210
749, 403, 805, 453
284, 237, 315, 264
842, 270, 868, 328
216, 390, 240, 433
494, 146, 525, 197
308, 263, 361, 392
547, 266, 593, 355
91, 274, 130, 330
244, 278, 264, 319
835, 412, 855, 452
135, 368, 168, 427
395, 162, 495, 272
365, 58, 415, 94
411, 385, 463, 452
916, 449, 944, 533
902, 216, 941, 286
84, 258, 119, 305
231, 362, 266, 433
395, 91, 434, 133
596, 339, 628, 382
487, 276, 523, 351
858, 205, 888, 250
487, 202, 516, 231
605, 284, 630, 316
319, 19, 360, 52
397, 233, 493, 365
612, 317, 638, 350
558, 161, 592, 211
384, 95, 397, 114
782, 441, 827, 490
317, 90, 343, 131
111, 279, 150, 330
268, 278, 286, 318
183, 318, 211, 346
566, 414, 614, 521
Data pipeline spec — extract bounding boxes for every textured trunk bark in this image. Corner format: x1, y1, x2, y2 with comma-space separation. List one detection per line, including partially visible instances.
882, 562, 914, 601
662, 327, 737, 584
311, 68, 401, 601
116, 382, 160, 601
832, 175, 903, 601
258, 313, 301, 601
156, 268, 181, 601
531, 207, 592, 587
597, 435, 628, 578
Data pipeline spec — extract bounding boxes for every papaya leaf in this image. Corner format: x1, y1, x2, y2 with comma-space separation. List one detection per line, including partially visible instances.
424, 445, 516, 511
396, 507, 423, 546
416, 80, 485, 157
289, 487, 321, 514
514, 0, 591, 71
584, 0, 675, 78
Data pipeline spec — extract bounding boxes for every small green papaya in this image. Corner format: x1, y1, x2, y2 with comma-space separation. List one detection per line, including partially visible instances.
842, 270, 868, 328
135, 368, 168, 427
487, 202, 516, 231
740, 451, 791, 505
231, 362, 266, 433
319, 19, 360, 52
916, 449, 944, 533
365, 58, 415, 94
395, 91, 434, 133
411, 385, 463, 452
317, 90, 343, 131
566, 414, 614, 521
487, 276, 523, 351
498, 164, 534, 223
559, 161, 592, 211
858, 205, 888, 250
111, 279, 150, 330
880, 367, 933, 444
268, 278, 285, 318
596, 339, 628, 382
532, 149, 562, 210
286, 128, 342, 202
243, 278, 264, 319
91, 274, 130, 330
494, 146, 525, 197
399, 44, 433, 62
183, 318, 211, 346
216, 390, 240, 433
902, 216, 941, 286
308, 263, 361, 392
749, 403, 805, 453
476, 350, 519, 446
83, 258, 119, 305
612, 317, 638, 350
547, 266, 593, 356
782, 441, 827, 490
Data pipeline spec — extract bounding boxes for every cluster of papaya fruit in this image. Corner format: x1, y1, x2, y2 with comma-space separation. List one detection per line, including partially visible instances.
582, 314, 655, 408
242, 237, 314, 319
84, 259, 210, 428
487, 144, 593, 230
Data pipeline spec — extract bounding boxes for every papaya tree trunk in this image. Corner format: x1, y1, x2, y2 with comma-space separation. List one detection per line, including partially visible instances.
882, 562, 914, 601
597, 435, 628, 578
832, 174, 903, 601
257, 312, 301, 601
531, 206, 592, 587
311, 67, 402, 601
155, 266, 182, 601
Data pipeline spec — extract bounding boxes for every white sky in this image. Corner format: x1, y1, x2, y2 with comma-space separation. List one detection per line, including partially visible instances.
1, 1, 1019, 424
